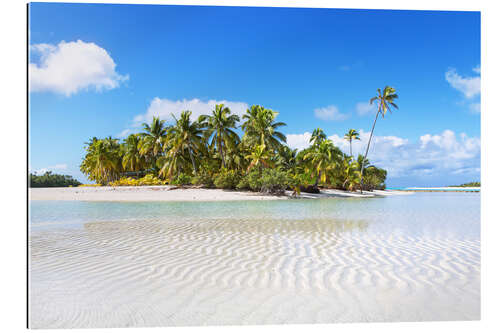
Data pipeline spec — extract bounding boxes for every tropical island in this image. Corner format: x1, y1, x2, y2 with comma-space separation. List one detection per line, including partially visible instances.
76, 87, 398, 198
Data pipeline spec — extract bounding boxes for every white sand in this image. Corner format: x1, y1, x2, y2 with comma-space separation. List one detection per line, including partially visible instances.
30, 217, 479, 328
30, 186, 409, 202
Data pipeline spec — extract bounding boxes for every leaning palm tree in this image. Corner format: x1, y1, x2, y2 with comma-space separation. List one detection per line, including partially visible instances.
198, 104, 240, 168
344, 129, 360, 157
360, 86, 398, 192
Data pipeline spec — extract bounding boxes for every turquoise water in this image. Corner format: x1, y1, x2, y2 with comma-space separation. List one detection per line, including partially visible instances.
30, 192, 480, 240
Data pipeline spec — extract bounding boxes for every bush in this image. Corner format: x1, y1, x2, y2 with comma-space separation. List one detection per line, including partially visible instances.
108, 174, 168, 186
171, 173, 192, 186
192, 171, 214, 188
238, 169, 292, 195
214, 169, 241, 189
260, 169, 291, 195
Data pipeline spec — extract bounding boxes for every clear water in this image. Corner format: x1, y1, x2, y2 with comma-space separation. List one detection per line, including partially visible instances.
30, 192, 480, 240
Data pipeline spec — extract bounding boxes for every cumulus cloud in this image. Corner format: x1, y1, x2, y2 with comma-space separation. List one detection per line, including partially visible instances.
445, 67, 480, 99
33, 163, 68, 175
29, 40, 128, 96
286, 132, 312, 150
132, 98, 249, 127
355, 101, 377, 116
313, 105, 349, 121
286, 129, 480, 181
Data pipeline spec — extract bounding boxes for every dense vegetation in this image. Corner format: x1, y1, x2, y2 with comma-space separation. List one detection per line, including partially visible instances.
453, 182, 480, 187
29, 171, 82, 187
81, 87, 397, 194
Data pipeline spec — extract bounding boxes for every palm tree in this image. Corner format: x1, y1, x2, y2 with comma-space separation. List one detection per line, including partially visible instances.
341, 156, 361, 191
121, 134, 145, 173
139, 116, 169, 167
198, 104, 240, 168
241, 105, 287, 151
360, 86, 399, 192
165, 111, 203, 175
80, 137, 122, 184
303, 139, 340, 188
344, 129, 360, 157
245, 144, 273, 172
310, 128, 327, 146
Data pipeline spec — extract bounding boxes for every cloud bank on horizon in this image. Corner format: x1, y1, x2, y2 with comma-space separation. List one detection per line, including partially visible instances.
286, 129, 480, 185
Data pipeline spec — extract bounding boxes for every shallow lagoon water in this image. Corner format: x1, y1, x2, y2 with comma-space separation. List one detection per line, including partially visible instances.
29, 192, 480, 328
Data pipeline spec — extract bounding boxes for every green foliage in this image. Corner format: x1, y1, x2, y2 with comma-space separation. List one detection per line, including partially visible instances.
453, 182, 480, 187
79, 101, 392, 192
213, 169, 241, 189
238, 169, 293, 195
109, 174, 168, 186
29, 172, 82, 188
192, 171, 215, 188
171, 173, 192, 186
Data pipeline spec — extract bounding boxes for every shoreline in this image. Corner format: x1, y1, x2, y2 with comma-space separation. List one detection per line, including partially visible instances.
29, 186, 411, 202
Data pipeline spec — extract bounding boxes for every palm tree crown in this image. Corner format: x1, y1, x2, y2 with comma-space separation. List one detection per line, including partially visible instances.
344, 129, 360, 157
198, 104, 240, 168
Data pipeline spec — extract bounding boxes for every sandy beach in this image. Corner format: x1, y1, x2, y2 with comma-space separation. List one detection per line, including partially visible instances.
30, 186, 410, 202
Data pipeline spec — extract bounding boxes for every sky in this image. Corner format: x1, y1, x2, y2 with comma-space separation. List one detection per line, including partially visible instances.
28, 3, 481, 187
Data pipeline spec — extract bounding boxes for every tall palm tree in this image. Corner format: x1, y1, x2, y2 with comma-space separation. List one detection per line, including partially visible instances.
139, 116, 169, 167
344, 129, 360, 157
198, 104, 240, 168
165, 111, 203, 175
310, 128, 327, 146
360, 86, 398, 192
241, 105, 287, 151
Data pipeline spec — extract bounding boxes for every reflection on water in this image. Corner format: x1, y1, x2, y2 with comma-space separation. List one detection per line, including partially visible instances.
30, 192, 480, 240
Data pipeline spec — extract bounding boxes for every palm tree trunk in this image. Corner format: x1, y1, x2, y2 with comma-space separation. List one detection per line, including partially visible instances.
314, 170, 321, 188
189, 148, 197, 175
219, 136, 226, 168
349, 139, 353, 157
360, 106, 381, 193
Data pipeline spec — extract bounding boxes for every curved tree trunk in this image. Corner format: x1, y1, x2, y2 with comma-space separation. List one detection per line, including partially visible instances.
360, 106, 381, 193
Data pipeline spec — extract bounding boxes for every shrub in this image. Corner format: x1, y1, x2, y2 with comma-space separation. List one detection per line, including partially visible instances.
260, 169, 291, 195
213, 169, 241, 189
171, 173, 192, 186
108, 174, 167, 186
192, 171, 214, 188
238, 169, 292, 195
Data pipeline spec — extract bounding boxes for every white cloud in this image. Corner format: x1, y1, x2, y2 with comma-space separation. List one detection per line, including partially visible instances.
33, 164, 68, 175
117, 129, 132, 138
29, 40, 128, 96
286, 132, 312, 150
445, 67, 480, 99
355, 101, 377, 116
313, 105, 349, 121
132, 97, 249, 126
285, 129, 480, 180
472, 65, 481, 74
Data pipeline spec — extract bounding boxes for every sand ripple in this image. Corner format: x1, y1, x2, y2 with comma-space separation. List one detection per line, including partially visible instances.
30, 218, 480, 328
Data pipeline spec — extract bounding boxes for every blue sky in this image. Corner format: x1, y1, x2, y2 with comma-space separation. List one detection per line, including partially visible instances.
28, 3, 480, 187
